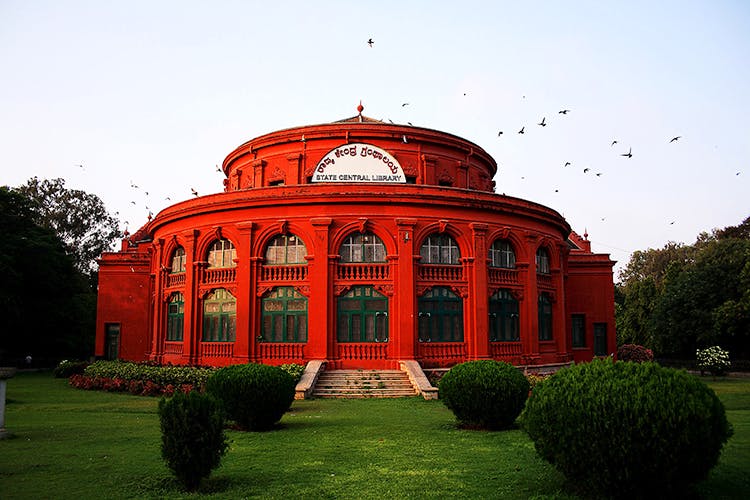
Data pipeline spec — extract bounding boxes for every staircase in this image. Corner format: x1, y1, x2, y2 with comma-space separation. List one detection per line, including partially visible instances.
312, 369, 418, 398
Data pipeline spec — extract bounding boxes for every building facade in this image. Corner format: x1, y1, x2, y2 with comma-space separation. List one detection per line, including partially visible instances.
95, 110, 616, 370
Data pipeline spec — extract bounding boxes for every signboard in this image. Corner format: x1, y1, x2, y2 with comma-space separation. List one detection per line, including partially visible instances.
311, 143, 406, 183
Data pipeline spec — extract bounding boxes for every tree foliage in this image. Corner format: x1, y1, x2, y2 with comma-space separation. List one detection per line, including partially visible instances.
0, 187, 95, 364
14, 177, 120, 277
616, 216, 750, 359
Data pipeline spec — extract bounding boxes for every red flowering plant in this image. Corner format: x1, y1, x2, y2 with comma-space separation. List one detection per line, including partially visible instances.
617, 344, 654, 363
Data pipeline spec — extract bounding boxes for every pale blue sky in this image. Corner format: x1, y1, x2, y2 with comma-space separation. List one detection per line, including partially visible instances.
1, 1, 748, 277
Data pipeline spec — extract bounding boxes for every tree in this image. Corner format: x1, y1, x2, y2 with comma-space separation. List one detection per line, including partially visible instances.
14, 177, 121, 278
0, 187, 95, 364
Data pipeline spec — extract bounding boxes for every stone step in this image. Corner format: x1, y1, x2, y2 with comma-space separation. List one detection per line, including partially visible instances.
312, 369, 418, 398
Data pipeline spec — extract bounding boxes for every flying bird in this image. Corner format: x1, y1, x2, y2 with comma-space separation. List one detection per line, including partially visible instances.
75, 163, 85, 170
498, 131, 504, 136
596, 172, 603, 177
130, 181, 138, 188
130, 201, 136, 205
215, 164, 221, 171
558, 109, 570, 114
564, 162, 571, 167
401, 103, 409, 107
669, 136, 681, 143
621, 148, 632, 158
518, 126, 525, 134
190, 188, 198, 196
538, 117, 546, 127
583, 168, 590, 173
165, 196, 171, 201
367, 38, 374, 47
611, 140, 618, 147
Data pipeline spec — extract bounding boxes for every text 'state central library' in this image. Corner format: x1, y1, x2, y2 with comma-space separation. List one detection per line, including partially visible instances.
95, 107, 616, 376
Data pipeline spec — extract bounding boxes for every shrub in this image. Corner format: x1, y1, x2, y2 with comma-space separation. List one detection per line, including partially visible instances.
439, 360, 529, 430
617, 343, 654, 363
697, 345, 731, 376
158, 391, 228, 492
53, 359, 89, 378
206, 363, 295, 431
279, 363, 305, 383
522, 359, 733, 498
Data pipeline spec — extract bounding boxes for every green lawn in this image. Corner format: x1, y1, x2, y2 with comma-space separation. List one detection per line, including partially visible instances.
1, 372, 748, 499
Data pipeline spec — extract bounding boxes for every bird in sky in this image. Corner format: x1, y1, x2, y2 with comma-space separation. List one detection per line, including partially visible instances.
498, 131, 504, 136
621, 148, 633, 158
215, 164, 221, 171
518, 126, 525, 134
367, 38, 374, 47
583, 167, 590, 173
736, 172, 741, 176
402, 102, 409, 107
191, 188, 198, 196
596, 172, 603, 177
130, 181, 138, 188
611, 140, 618, 147
554, 189, 559, 192
558, 109, 570, 114
75, 163, 84, 170
164, 196, 171, 201
670, 221, 676, 225
669, 136, 681, 143
130, 200, 136, 205
538, 117, 546, 127
564, 162, 571, 167
407, 121, 413, 126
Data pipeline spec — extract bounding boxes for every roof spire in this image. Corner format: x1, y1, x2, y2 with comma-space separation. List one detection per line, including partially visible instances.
357, 100, 364, 122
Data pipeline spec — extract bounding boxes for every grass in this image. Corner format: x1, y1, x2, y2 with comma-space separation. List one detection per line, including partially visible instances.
1, 372, 749, 499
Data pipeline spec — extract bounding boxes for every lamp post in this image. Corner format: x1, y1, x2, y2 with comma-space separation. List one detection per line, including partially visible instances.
0, 366, 17, 439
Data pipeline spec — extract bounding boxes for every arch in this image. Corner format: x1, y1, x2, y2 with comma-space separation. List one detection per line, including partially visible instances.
169, 246, 186, 273
488, 239, 516, 269
339, 232, 387, 263
264, 233, 308, 265
330, 220, 397, 260
487, 227, 527, 263
206, 239, 237, 269
195, 226, 241, 265
419, 233, 461, 265
535, 246, 551, 275
414, 221, 470, 263
253, 222, 314, 261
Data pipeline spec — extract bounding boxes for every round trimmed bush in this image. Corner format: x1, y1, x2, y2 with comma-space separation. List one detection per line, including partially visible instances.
522, 359, 733, 498
206, 363, 295, 431
158, 391, 227, 491
617, 343, 654, 363
439, 360, 530, 430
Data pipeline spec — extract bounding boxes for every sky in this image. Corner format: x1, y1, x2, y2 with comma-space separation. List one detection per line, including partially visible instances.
1, 1, 748, 278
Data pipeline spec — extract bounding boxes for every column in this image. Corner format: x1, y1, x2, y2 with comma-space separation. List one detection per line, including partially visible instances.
520, 233, 540, 364
394, 218, 418, 360
307, 218, 332, 360
469, 223, 490, 359
234, 222, 254, 363
182, 230, 200, 365
150, 239, 165, 363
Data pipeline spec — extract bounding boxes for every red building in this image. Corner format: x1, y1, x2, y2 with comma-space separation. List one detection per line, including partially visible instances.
95, 108, 616, 374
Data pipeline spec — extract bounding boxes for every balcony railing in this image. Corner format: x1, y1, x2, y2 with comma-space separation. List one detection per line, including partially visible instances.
202, 267, 236, 285
337, 342, 388, 360
488, 267, 519, 285
337, 263, 390, 281
418, 342, 467, 362
200, 342, 234, 358
417, 264, 463, 281
164, 341, 183, 355
260, 265, 308, 282
165, 272, 186, 288
490, 341, 522, 357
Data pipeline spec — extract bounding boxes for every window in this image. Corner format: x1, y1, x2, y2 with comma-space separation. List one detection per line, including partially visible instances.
170, 247, 186, 273
538, 293, 553, 341
571, 314, 585, 348
489, 289, 519, 341
337, 286, 388, 342
105, 323, 120, 360
490, 240, 516, 268
594, 323, 608, 356
262, 287, 308, 342
418, 287, 464, 342
536, 247, 550, 274
340, 232, 386, 263
207, 239, 236, 268
420, 234, 460, 265
167, 293, 184, 341
265, 234, 307, 265
202, 288, 236, 342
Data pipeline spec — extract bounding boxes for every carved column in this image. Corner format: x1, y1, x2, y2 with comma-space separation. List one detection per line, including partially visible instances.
308, 218, 332, 360
150, 238, 165, 363
182, 230, 199, 365
395, 218, 418, 360
469, 223, 490, 359
234, 222, 254, 363
521, 233, 540, 364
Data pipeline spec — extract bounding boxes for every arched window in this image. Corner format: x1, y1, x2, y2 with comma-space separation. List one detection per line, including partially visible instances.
202, 289, 236, 342
538, 293, 553, 341
340, 232, 386, 263
170, 247, 186, 273
265, 234, 307, 265
536, 247, 550, 274
337, 286, 388, 342
262, 287, 308, 342
489, 240, 516, 269
420, 234, 460, 265
166, 292, 184, 341
207, 239, 236, 268
418, 287, 463, 342
489, 289, 519, 341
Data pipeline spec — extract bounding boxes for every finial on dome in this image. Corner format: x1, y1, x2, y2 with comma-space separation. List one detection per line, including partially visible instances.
357, 100, 364, 115
583, 228, 589, 240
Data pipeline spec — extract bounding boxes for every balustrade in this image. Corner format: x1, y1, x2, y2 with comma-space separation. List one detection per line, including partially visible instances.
337, 343, 388, 360
417, 264, 463, 281
200, 342, 234, 357
203, 267, 236, 285
490, 342, 522, 357
336, 263, 390, 281
488, 268, 518, 285
164, 341, 183, 355
537, 273, 553, 288
418, 342, 467, 362
260, 265, 308, 282
259, 343, 305, 360
165, 273, 186, 288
